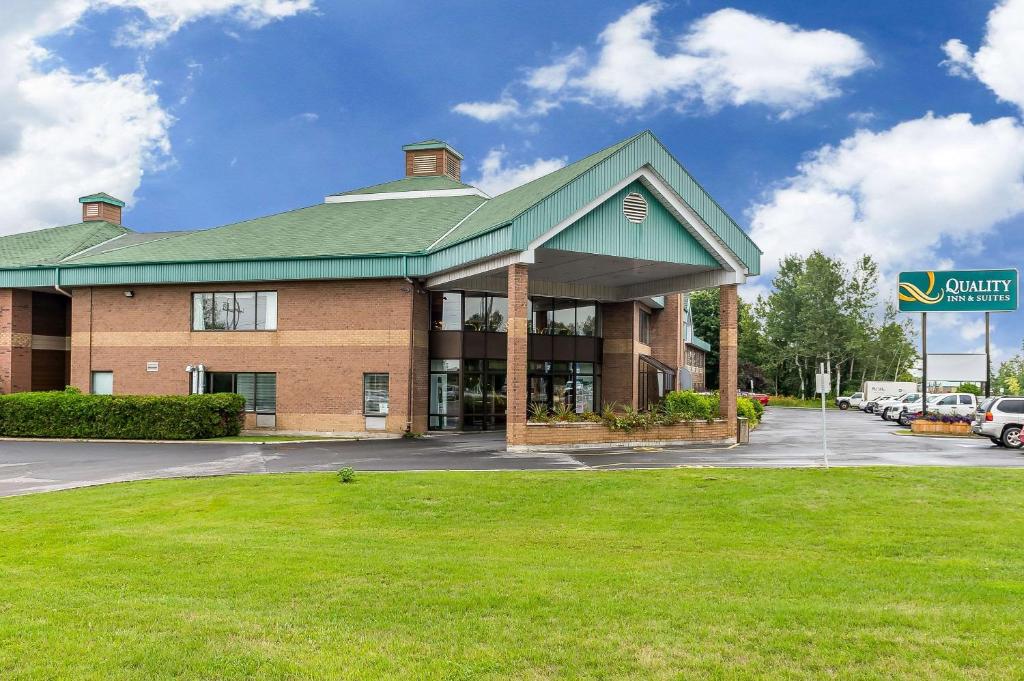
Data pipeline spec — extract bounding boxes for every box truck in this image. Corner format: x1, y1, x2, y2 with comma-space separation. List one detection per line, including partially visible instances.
860, 381, 918, 410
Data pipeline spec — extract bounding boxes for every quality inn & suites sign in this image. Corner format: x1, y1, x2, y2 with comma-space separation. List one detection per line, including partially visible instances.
898, 269, 1019, 312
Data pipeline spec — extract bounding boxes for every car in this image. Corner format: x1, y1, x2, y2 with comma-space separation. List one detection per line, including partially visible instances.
836, 392, 864, 410
862, 395, 894, 414
879, 393, 922, 421
972, 396, 1024, 448
895, 395, 943, 426
928, 392, 979, 418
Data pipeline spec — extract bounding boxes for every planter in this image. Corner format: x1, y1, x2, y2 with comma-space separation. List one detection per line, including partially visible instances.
512, 419, 736, 450
911, 421, 972, 435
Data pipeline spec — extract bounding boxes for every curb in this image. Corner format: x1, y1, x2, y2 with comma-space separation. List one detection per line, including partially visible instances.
0, 436, 362, 445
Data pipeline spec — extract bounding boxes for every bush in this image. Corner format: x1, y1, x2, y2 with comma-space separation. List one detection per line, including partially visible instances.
663, 390, 717, 421
958, 383, 982, 396
0, 388, 245, 440
337, 467, 355, 483
916, 413, 973, 424
736, 396, 760, 426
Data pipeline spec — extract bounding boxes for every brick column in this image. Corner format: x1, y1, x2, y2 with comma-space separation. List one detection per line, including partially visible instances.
506, 263, 529, 447
718, 284, 738, 421
0, 289, 33, 393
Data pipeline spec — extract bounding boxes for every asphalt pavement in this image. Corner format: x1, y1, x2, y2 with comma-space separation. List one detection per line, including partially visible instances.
1, 407, 1021, 496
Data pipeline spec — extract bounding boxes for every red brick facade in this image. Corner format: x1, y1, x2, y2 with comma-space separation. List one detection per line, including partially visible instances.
718, 284, 738, 421
68, 280, 423, 434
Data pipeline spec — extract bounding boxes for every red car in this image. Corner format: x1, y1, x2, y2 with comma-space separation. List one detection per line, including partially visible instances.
741, 391, 770, 406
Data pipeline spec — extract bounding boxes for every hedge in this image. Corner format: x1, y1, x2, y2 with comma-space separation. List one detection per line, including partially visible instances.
0, 388, 246, 440
663, 390, 762, 427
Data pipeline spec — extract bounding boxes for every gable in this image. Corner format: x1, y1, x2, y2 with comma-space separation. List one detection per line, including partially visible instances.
542, 182, 720, 268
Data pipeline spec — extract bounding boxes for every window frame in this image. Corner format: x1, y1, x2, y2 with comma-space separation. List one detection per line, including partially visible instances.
191, 290, 279, 332
363, 373, 390, 416
203, 371, 277, 413
639, 310, 652, 345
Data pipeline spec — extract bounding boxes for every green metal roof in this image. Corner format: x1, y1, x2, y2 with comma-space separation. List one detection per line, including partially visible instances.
0, 130, 761, 287
78, 192, 125, 207
689, 336, 712, 353
331, 176, 473, 196
0, 221, 128, 267
401, 139, 463, 160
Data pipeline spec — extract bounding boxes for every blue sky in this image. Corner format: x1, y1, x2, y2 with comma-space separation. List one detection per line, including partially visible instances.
4, 0, 1024, 363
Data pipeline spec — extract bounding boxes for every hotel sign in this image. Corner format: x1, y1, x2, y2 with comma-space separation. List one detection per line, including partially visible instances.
898, 269, 1018, 312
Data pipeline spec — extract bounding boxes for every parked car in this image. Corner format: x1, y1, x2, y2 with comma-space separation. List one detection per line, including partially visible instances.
739, 392, 770, 406
836, 392, 864, 410
895, 395, 943, 426
893, 392, 979, 425
879, 393, 922, 421
863, 395, 894, 414
972, 396, 1024, 448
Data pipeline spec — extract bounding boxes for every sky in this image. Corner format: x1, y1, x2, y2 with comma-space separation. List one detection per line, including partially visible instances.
2, 0, 1023, 365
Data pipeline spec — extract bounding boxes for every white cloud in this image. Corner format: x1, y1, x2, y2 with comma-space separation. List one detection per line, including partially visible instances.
292, 111, 319, 123
749, 113, 1024, 277
943, 0, 1024, 112
451, 99, 521, 123
454, 3, 870, 122
0, 0, 313, 234
469, 148, 566, 197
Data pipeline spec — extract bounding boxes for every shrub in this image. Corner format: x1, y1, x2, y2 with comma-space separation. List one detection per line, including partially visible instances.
736, 396, 760, 426
663, 390, 716, 422
916, 413, 973, 424
337, 467, 355, 483
958, 383, 982, 397
0, 388, 245, 440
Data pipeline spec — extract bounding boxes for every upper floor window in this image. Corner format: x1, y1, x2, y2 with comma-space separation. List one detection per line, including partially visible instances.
639, 310, 652, 345
528, 298, 601, 337
192, 291, 277, 331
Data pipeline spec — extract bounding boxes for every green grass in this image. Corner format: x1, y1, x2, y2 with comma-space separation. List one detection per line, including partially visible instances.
769, 395, 840, 409
2, 469, 1023, 679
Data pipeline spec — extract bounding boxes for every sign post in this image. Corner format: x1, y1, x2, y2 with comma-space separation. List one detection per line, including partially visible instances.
899, 269, 1018, 402
815, 362, 831, 469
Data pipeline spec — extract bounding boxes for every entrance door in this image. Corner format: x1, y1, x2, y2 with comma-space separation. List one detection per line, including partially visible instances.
462, 360, 507, 431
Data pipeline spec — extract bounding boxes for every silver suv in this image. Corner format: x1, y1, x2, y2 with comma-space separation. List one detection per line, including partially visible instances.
972, 397, 1024, 448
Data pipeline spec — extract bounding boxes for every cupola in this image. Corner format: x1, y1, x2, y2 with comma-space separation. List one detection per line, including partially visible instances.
402, 140, 463, 181
79, 192, 125, 225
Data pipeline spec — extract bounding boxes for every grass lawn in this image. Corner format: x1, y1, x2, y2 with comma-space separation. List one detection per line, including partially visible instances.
1, 469, 1023, 679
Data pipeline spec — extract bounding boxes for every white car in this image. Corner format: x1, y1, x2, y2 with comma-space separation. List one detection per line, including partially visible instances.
836, 392, 864, 410
879, 393, 921, 421
972, 396, 1024, 448
863, 395, 895, 414
928, 392, 979, 417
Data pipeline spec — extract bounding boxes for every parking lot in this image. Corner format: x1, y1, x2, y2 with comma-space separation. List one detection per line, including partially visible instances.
0, 407, 1022, 497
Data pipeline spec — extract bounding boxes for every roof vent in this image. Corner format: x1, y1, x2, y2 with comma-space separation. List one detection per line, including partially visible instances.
403, 139, 463, 181
623, 192, 648, 224
79, 192, 124, 225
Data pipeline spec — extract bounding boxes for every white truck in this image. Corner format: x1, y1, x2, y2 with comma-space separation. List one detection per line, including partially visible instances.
859, 381, 917, 411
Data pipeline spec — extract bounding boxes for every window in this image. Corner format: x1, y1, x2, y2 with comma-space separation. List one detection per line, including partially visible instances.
363, 373, 389, 416
192, 291, 277, 331
528, 297, 600, 337
205, 372, 276, 413
998, 399, 1024, 414
551, 300, 576, 335
938, 395, 958, 405
430, 292, 462, 330
91, 371, 113, 395
463, 294, 487, 331
527, 361, 600, 415
639, 310, 652, 345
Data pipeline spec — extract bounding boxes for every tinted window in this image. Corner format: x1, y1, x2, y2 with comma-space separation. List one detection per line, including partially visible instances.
959, 395, 973, 405
486, 296, 508, 332
463, 295, 487, 331
998, 399, 1024, 414
938, 395, 957, 405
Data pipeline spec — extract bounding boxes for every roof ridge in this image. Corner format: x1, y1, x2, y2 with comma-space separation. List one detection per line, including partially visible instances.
60, 222, 129, 261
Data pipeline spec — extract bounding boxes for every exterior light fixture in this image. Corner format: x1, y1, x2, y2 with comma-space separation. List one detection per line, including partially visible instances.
124, 290, 134, 297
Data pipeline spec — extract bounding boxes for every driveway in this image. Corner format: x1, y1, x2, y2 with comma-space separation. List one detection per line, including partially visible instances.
1, 408, 1022, 496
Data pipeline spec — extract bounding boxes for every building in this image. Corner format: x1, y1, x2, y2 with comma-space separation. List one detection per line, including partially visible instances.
0, 131, 761, 446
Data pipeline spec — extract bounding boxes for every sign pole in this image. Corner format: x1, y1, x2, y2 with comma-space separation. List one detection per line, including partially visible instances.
820, 362, 829, 469
921, 313, 928, 415
985, 311, 991, 397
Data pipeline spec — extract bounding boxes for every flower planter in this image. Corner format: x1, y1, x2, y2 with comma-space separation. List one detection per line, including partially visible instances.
911, 421, 972, 435
512, 419, 736, 450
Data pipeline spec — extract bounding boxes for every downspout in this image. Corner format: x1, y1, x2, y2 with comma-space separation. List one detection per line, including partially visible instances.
404, 255, 416, 434
53, 266, 71, 297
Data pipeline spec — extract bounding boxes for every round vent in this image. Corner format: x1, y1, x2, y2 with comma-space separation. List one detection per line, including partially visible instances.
623, 192, 648, 223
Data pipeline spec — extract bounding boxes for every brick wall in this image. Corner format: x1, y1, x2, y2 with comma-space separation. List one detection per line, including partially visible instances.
68, 280, 425, 433
516, 419, 735, 449
506, 264, 529, 445
601, 301, 636, 408
650, 293, 683, 389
